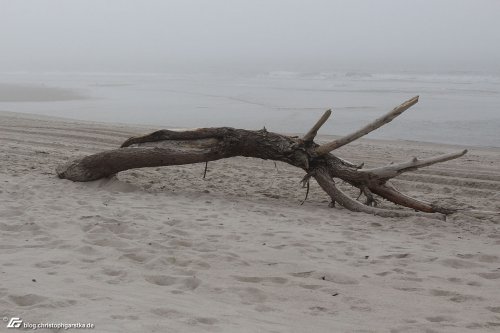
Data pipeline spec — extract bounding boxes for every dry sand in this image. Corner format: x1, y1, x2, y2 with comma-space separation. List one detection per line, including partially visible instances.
0, 110, 499, 332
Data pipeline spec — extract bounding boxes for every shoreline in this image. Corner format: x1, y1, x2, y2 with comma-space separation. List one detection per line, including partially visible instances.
2, 109, 499, 152
1, 72, 499, 148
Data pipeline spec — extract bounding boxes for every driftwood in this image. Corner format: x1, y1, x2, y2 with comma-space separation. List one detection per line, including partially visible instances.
56, 96, 467, 220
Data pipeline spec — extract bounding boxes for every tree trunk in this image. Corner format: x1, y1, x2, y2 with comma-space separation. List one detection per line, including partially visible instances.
56, 97, 467, 220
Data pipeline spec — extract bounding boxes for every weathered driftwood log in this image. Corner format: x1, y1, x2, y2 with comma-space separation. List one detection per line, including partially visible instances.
56, 96, 467, 220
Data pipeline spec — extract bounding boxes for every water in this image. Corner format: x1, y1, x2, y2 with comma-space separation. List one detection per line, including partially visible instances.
0, 71, 499, 147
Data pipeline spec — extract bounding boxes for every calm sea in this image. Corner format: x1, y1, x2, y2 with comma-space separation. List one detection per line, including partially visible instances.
1, 71, 499, 147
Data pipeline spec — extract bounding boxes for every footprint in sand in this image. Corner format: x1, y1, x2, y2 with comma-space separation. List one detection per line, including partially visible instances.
187, 317, 219, 325
476, 272, 500, 279
168, 239, 193, 248
144, 275, 177, 286
378, 253, 412, 259
429, 289, 484, 302
299, 284, 323, 290
449, 294, 484, 303
110, 314, 139, 320
289, 270, 358, 285
144, 275, 201, 290
75, 245, 100, 255
393, 285, 423, 293
440, 258, 482, 269
168, 228, 190, 237
232, 276, 288, 284
429, 289, 454, 296
425, 315, 455, 323
307, 305, 337, 316
487, 306, 500, 313
120, 252, 153, 263
315, 272, 359, 285
151, 308, 183, 318
9, 294, 48, 307
342, 296, 372, 312
181, 277, 201, 290
447, 277, 461, 283
34, 260, 69, 268
102, 267, 128, 278
43, 299, 78, 309
85, 234, 130, 248
467, 280, 482, 286
457, 253, 500, 263
235, 287, 268, 304
144, 255, 210, 270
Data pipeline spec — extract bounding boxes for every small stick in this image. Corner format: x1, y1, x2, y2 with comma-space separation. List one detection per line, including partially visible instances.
300, 180, 310, 205
203, 161, 208, 179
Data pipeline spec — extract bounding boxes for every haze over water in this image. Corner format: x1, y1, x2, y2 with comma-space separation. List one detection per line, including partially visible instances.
1, 70, 498, 147
1, 0, 499, 147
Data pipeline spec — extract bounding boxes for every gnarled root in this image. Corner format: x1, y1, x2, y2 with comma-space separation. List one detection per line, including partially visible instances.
313, 168, 446, 220
368, 182, 456, 215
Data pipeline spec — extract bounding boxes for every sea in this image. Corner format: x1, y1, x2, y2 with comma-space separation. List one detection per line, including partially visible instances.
0, 71, 498, 147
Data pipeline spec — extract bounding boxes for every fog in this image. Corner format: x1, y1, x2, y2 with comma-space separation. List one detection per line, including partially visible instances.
1, 0, 499, 74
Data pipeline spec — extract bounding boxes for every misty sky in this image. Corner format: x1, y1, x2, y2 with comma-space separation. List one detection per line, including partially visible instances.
1, 0, 499, 73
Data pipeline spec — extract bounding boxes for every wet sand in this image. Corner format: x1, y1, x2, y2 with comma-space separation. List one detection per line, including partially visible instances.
0, 83, 86, 102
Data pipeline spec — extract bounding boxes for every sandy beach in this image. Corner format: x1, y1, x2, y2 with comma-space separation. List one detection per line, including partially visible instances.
0, 110, 499, 332
2, 0, 500, 331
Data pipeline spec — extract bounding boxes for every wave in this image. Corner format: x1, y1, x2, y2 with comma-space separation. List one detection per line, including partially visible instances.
260, 71, 500, 85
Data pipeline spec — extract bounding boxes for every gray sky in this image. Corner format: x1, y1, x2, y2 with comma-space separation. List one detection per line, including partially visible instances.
1, 0, 499, 73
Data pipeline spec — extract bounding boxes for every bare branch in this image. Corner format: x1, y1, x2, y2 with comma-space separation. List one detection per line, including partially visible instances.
302, 109, 332, 142
313, 168, 445, 220
362, 149, 467, 180
315, 96, 419, 155
369, 182, 456, 214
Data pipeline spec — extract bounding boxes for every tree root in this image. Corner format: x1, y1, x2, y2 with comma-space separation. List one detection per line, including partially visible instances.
313, 168, 446, 220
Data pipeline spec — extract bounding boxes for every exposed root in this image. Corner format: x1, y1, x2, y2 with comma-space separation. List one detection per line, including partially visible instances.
355, 186, 378, 206
300, 180, 310, 205
362, 187, 378, 206
313, 168, 445, 220
369, 182, 455, 215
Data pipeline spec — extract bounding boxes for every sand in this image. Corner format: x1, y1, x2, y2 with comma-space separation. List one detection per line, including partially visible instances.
0, 110, 499, 332
0, 84, 86, 102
